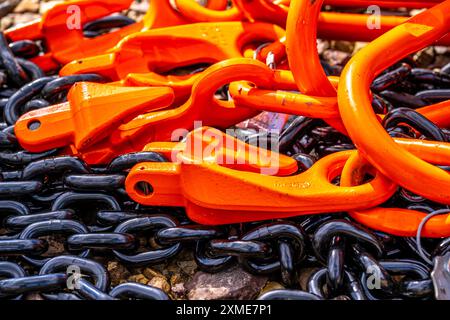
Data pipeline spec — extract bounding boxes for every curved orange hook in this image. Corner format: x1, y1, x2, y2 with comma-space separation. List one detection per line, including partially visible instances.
338, 0, 450, 204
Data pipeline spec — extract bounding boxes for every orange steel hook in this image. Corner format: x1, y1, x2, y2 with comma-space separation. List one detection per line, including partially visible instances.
59, 21, 285, 93
125, 127, 397, 225
16, 56, 450, 165
15, 82, 175, 152
16, 59, 292, 164
5, 0, 140, 71
338, 0, 450, 204
4, 0, 249, 72
58, 21, 284, 107
139, 127, 299, 176
74, 58, 295, 164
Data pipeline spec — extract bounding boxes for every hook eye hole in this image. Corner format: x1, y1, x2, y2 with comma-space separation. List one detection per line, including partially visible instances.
326, 162, 374, 186
338, 165, 376, 187
27, 120, 41, 131
135, 181, 154, 197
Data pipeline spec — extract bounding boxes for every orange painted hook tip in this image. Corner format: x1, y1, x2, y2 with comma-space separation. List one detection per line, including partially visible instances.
15, 82, 175, 153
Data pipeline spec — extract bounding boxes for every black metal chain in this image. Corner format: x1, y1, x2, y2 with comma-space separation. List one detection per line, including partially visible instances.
0, 26, 449, 300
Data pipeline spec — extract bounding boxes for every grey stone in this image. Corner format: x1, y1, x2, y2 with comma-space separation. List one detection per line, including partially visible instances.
0, 0, 20, 18
186, 266, 267, 300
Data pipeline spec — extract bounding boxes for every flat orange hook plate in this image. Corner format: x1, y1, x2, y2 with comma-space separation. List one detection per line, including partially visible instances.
125, 127, 397, 225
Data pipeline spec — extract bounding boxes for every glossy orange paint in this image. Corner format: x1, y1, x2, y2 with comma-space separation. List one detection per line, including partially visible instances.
325, 0, 442, 8
338, 0, 450, 204
234, 0, 450, 45
59, 21, 285, 103
229, 73, 450, 126
16, 53, 450, 165
341, 146, 450, 238
15, 82, 174, 152
139, 127, 299, 176
4, 0, 248, 72
7, 0, 450, 73
286, 0, 450, 136
228, 76, 340, 119
5, 0, 138, 71
172, 0, 243, 21
16, 59, 292, 164
125, 127, 396, 225
285, 0, 350, 134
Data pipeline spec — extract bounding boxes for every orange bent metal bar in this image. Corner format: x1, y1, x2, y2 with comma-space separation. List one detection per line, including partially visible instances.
336, 0, 450, 236
6, 0, 449, 73
140, 127, 299, 176
58, 21, 286, 103
5, 0, 137, 71
15, 59, 294, 164
14, 82, 175, 152
125, 127, 397, 225
3, 0, 245, 72
286, 0, 349, 134
340, 147, 450, 238
338, 0, 450, 204
228, 69, 450, 125
15, 57, 450, 166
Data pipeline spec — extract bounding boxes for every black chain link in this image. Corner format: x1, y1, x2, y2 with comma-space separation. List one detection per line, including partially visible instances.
0, 22, 449, 300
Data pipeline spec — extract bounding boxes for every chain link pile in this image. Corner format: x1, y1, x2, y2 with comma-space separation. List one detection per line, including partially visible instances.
0, 0, 449, 300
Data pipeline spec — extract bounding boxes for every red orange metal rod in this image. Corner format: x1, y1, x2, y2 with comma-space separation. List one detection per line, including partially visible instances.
338, 0, 450, 204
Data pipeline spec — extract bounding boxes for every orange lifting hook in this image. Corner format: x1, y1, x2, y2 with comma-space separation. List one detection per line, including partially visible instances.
15, 82, 175, 153
59, 21, 285, 103
139, 128, 299, 176
15, 59, 292, 164
5, 0, 137, 71
4, 0, 237, 71
125, 127, 397, 225
15, 56, 450, 165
